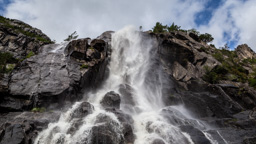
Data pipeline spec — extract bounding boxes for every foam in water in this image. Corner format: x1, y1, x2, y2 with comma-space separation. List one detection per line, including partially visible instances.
34, 26, 222, 144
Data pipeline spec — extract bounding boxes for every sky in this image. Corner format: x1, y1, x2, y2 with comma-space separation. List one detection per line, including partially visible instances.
0, 0, 255, 50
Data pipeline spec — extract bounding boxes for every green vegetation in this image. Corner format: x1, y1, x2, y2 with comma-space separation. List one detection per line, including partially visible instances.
249, 78, 256, 88
31, 107, 46, 113
203, 65, 228, 84
150, 21, 256, 88
26, 51, 35, 59
210, 44, 216, 48
242, 58, 256, 64
64, 31, 79, 41
188, 28, 200, 36
152, 22, 168, 33
198, 47, 209, 54
0, 52, 18, 73
5, 64, 15, 73
212, 52, 224, 62
199, 33, 214, 43
80, 64, 89, 69
152, 22, 181, 33
0, 16, 52, 43
203, 47, 252, 84
167, 22, 181, 32
152, 22, 213, 43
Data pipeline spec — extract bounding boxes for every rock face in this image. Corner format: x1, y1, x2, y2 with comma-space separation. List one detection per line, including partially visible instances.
179, 125, 211, 144
1, 17, 256, 144
0, 111, 61, 144
0, 17, 53, 112
0, 17, 52, 59
148, 31, 256, 143
235, 44, 256, 60
0, 32, 109, 112
156, 31, 219, 85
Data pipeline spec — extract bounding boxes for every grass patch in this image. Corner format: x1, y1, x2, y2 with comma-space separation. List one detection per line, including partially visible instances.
80, 64, 89, 69
242, 58, 256, 64
26, 51, 35, 59
31, 107, 46, 113
212, 52, 224, 62
249, 78, 256, 88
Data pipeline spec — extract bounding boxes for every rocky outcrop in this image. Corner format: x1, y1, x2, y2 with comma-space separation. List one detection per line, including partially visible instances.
0, 32, 110, 112
147, 31, 256, 143
0, 17, 53, 108
0, 111, 61, 144
235, 44, 256, 60
156, 31, 219, 86
0, 17, 52, 59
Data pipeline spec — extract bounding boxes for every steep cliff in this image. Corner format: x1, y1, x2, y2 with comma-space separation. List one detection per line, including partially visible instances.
0, 17, 256, 144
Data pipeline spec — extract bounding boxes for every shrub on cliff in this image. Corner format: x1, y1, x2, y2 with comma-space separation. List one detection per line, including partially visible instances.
188, 28, 200, 36
203, 65, 228, 84
152, 22, 168, 33
167, 22, 181, 32
0, 52, 17, 73
199, 33, 214, 43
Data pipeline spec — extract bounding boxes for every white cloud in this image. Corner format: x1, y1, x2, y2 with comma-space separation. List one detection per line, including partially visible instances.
198, 0, 256, 51
4, 0, 205, 42
4, 0, 256, 51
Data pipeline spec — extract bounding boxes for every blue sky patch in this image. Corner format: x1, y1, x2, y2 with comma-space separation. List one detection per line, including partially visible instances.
195, 0, 223, 26
0, 0, 11, 15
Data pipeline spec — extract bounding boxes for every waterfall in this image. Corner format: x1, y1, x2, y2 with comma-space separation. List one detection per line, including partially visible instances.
34, 26, 223, 144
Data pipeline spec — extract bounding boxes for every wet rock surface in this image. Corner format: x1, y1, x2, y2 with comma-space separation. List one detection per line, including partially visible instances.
151, 139, 165, 144
149, 31, 256, 144
101, 91, 121, 109
0, 20, 110, 143
1, 18, 256, 144
71, 102, 94, 119
180, 125, 211, 144
0, 32, 109, 112
100, 91, 135, 144
0, 111, 61, 144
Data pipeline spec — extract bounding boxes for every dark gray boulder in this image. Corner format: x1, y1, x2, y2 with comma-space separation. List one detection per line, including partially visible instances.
90, 113, 125, 144
71, 102, 94, 119
100, 91, 121, 109
105, 108, 135, 143
90, 124, 124, 144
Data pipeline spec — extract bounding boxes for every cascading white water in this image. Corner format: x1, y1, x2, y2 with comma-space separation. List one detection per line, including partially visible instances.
34, 26, 220, 144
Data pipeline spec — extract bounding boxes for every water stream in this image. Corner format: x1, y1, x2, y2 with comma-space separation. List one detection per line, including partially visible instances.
34, 26, 223, 144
